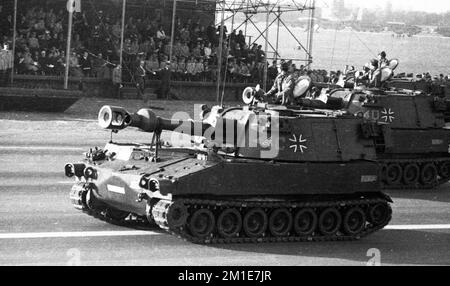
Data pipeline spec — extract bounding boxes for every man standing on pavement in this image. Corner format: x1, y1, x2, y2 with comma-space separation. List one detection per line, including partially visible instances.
135, 60, 147, 101
112, 64, 122, 98
158, 60, 172, 99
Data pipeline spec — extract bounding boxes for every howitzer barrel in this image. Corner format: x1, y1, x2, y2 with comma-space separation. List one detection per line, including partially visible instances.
98, 105, 212, 136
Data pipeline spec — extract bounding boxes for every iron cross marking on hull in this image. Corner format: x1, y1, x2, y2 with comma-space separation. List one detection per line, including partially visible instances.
289, 134, 308, 153
381, 108, 395, 123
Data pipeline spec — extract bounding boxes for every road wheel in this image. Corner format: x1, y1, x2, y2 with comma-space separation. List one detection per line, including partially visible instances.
342, 207, 366, 235
293, 208, 317, 236
368, 203, 391, 226
166, 201, 189, 228
438, 161, 450, 180
402, 163, 420, 185
268, 208, 293, 237
385, 163, 402, 185
318, 208, 342, 236
420, 163, 438, 186
243, 208, 268, 238
217, 208, 242, 238
188, 208, 215, 238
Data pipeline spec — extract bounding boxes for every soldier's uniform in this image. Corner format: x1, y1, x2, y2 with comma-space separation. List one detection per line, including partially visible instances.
266, 72, 295, 105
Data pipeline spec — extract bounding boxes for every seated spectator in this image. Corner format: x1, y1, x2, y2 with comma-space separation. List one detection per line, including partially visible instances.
177, 57, 187, 80
47, 48, 60, 75
180, 42, 190, 59
192, 43, 202, 59
159, 55, 169, 69
139, 38, 153, 55
163, 43, 172, 57
112, 20, 122, 39
28, 32, 40, 52
39, 30, 52, 51
193, 58, 205, 81
239, 61, 251, 82
72, 34, 83, 51
204, 42, 212, 59
53, 20, 63, 35
156, 25, 167, 42
186, 57, 196, 81
180, 26, 190, 43
130, 38, 140, 55
38, 50, 51, 75
172, 40, 182, 58
55, 51, 66, 75
34, 19, 46, 33
22, 51, 39, 74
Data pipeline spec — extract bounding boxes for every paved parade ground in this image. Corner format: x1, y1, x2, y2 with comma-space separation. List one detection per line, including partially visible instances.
0, 99, 449, 266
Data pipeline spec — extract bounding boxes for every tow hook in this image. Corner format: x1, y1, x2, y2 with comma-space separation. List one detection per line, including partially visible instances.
136, 192, 150, 203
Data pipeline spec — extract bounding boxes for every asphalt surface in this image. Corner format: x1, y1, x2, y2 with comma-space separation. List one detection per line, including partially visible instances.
0, 105, 449, 266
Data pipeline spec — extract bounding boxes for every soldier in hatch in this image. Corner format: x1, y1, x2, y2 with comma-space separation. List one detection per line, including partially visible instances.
263, 60, 295, 105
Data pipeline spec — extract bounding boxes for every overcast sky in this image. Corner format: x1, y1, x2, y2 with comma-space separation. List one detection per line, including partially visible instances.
319, 0, 450, 13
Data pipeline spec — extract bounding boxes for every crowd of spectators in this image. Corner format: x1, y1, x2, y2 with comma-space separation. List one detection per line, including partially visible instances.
1, 3, 448, 89
0, 3, 278, 86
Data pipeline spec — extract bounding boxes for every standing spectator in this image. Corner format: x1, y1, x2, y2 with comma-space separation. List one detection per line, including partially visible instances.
112, 65, 122, 98
69, 51, 83, 77
237, 30, 246, 46
93, 53, 109, 78
169, 57, 179, 80
157, 60, 172, 99
268, 60, 278, 82
79, 51, 92, 77
145, 53, 160, 80
206, 23, 216, 45
135, 59, 147, 100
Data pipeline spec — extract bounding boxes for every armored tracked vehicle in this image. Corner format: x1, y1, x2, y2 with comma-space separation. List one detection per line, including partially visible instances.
288, 86, 450, 190
65, 104, 392, 243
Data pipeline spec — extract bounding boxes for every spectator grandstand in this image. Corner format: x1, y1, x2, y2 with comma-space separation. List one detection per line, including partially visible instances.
1, 0, 448, 91
0, 0, 283, 87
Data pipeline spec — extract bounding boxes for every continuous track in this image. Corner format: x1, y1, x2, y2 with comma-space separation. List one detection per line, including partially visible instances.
380, 157, 450, 190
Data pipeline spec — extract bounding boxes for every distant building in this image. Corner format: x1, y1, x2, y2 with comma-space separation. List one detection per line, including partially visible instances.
333, 0, 346, 16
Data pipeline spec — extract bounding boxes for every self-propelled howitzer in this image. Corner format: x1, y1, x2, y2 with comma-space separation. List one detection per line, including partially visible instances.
65, 104, 392, 244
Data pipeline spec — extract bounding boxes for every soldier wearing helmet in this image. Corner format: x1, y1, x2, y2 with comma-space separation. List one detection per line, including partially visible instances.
378, 51, 389, 68
264, 60, 295, 105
